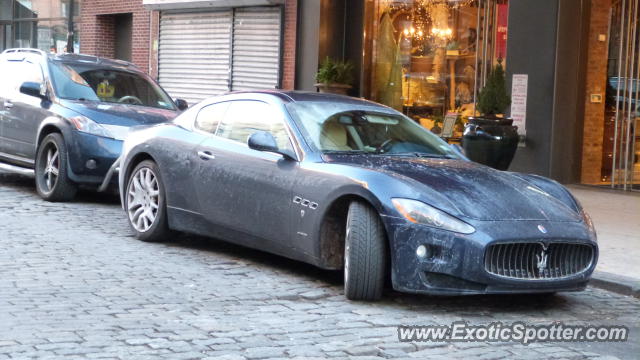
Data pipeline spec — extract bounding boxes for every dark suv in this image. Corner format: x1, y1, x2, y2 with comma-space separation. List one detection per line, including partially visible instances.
0, 48, 186, 201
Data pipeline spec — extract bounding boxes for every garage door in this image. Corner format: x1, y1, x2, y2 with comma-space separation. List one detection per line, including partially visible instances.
231, 7, 282, 91
159, 7, 282, 106
159, 10, 232, 105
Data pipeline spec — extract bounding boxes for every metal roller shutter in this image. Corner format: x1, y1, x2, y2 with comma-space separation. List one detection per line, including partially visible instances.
159, 10, 232, 105
231, 7, 282, 91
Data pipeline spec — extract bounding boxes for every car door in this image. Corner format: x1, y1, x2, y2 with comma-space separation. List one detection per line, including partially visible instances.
2, 58, 49, 161
193, 100, 298, 249
0, 57, 15, 156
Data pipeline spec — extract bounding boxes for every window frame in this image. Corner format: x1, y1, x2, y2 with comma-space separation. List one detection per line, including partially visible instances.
193, 101, 230, 135
213, 99, 296, 154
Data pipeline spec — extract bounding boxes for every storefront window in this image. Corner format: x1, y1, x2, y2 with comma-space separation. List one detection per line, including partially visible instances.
369, 0, 507, 136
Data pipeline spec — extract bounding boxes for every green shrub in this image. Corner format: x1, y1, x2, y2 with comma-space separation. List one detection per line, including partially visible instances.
477, 62, 511, 116
316, 57, 354, 85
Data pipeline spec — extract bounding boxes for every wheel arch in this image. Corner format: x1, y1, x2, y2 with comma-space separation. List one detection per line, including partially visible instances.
316, 191, 390, 270
36, 120, 67, 149
120, 152, 157, 205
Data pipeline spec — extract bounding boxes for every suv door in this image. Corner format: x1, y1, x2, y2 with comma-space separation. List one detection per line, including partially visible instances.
3, 58, 48, 162
193, 100, 298, 248
0, 57, 14, 157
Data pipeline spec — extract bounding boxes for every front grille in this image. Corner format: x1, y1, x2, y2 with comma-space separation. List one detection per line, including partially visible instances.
484, 242, 594, 280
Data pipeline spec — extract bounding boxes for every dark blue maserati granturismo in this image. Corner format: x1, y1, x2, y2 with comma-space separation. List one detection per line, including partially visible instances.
118, 91, 598, 301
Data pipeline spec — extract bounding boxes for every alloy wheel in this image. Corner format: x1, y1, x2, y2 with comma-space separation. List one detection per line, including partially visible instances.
127, 167, 160, 232
41, 144, 59, 193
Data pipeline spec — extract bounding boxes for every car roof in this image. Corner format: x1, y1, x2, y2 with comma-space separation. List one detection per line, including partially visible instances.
228, 90, 391, 108
1, 48, 140, 71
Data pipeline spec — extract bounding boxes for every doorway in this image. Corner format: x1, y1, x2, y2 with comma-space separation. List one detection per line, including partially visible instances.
114, 14, 132, 62
606, 0, 640, 191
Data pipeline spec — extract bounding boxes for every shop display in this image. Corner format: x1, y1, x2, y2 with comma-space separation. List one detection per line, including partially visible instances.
370, 0, 508, 141
372, 0, 480, 137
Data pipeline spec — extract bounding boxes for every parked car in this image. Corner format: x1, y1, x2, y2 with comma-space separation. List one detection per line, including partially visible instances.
608, 77, 640, 116
0, 48, 186, 201
118, 91, 598, 301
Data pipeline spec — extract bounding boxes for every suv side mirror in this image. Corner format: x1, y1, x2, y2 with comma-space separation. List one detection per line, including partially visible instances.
20, 82, 47, 100
175, 98, 188, 111
248, 131, 297, 161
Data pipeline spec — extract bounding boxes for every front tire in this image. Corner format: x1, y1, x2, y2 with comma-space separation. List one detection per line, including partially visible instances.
344, 201, 387, 301
124, 160, 171, 242
35, 133, 77, 202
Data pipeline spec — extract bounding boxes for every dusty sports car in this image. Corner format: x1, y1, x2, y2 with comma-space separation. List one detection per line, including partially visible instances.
118, 91, 598, 301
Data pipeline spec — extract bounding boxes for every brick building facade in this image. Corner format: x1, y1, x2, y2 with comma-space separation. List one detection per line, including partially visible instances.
80, 0, 153, 73
581, 0, 612, 184
79, 0, 297, 90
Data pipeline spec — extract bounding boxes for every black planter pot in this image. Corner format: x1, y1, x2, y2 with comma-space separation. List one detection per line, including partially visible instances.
461, 116, 519, 171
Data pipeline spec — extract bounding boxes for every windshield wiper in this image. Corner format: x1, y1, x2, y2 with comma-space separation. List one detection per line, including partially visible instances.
383, 152, 455, 159
414, 153, 456, 159
322, 150, 369, 155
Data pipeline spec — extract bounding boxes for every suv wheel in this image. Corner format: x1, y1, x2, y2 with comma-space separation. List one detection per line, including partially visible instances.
35, 133, 77, 202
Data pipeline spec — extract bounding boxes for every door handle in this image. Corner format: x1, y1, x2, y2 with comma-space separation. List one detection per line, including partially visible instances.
197, 150, 215, 160
3, 101, 13, 109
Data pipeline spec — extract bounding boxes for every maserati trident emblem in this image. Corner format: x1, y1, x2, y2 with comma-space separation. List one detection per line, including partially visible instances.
537, 224, 548, 234
536, 244, 549, 273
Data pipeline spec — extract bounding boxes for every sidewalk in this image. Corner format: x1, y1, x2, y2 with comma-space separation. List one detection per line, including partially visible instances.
567, 185, 640, 297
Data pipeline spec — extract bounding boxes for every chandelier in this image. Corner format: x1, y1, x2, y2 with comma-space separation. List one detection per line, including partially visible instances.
386, 0, 476, 40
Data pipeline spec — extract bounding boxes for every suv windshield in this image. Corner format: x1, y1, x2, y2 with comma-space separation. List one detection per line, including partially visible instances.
49, 61, 176, 110
286, 101, 459, 158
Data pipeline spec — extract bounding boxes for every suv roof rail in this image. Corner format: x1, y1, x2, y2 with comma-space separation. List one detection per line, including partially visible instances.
1, 48, 47, 56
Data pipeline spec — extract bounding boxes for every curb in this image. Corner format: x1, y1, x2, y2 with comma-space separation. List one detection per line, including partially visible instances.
589, 271, 640, 299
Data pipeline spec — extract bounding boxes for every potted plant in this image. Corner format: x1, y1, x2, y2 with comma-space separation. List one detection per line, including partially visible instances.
315, 57, 354, 95
462, 60, 519, 170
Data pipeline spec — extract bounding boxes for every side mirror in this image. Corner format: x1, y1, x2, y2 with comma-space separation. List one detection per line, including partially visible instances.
20, 82, 47, 100
248, 131, 297, 161
175, 98, 188, 111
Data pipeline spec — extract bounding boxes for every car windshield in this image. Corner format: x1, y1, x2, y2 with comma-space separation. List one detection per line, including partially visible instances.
286, 101, 460, 158
49, 61, 176, 110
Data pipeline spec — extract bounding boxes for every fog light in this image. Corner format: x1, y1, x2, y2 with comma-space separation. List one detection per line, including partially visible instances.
86, 159, 97, 169
416, 245, 428, 258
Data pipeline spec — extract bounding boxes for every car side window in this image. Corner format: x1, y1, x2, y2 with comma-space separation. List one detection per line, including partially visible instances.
216, 101, 293, 151
0, 60, 44, 97
194, 102, 230, 134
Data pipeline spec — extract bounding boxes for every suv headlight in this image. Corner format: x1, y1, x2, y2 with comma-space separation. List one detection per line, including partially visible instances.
69, 115, 129, 141
392, 198, 475, 234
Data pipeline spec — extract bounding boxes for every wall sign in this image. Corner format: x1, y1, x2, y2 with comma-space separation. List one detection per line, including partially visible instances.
510, 74, 528, 136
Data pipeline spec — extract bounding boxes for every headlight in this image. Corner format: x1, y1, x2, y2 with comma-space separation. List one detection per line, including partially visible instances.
392, 198, 475, 234
581, 210, 596, 234
100, 124, 130, 141
69, 115, 128, 140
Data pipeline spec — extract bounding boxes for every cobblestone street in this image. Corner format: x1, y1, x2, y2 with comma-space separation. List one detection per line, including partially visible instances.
1, 171, 639, 360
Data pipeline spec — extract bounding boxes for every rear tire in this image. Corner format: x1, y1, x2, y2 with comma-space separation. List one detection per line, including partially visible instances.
124, 160, 171, 242
35, 133, 77, 202
344, 201, 387, 301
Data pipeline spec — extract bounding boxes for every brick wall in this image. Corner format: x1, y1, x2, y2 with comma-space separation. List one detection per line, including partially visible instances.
281, 0, 297, 90
580, 0, 611, 184
80, 0, 152, 73
81, 0, 297, 86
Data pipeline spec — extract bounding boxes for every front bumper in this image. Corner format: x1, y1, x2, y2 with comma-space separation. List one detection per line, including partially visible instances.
66, 131, 122, 189
383, 215, 598, 295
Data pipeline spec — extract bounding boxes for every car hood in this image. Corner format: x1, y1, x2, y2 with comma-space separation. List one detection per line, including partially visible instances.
323, 154, 581, 222
62, 100, 178, 126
